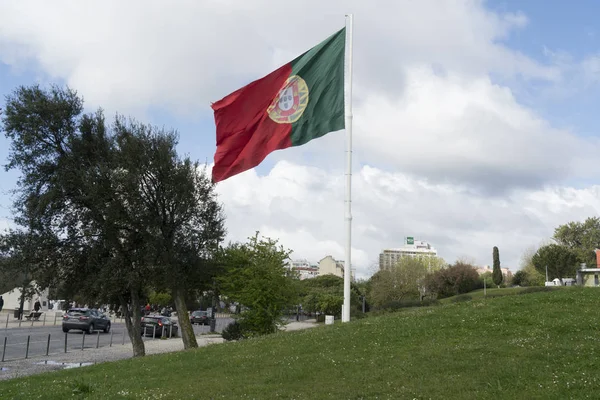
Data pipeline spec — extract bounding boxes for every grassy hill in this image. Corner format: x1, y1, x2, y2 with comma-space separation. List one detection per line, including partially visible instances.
1, 287, 599, 399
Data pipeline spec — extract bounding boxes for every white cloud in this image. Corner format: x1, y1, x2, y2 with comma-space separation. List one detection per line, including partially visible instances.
354, 66, 598, 191
0, 0, 558, 116
216, 161, 600, 279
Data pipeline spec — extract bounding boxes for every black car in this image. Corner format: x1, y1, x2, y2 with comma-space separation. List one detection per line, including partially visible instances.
141, 315, 178, 337
62, 308, 111, 334
190, 310, 210, 325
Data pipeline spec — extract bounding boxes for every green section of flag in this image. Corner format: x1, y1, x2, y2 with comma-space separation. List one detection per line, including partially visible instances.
289, 28, 346, 147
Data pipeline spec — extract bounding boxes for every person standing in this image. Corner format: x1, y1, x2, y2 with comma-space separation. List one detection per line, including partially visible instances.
0, 296, 4, 312
34, 299, 41, 312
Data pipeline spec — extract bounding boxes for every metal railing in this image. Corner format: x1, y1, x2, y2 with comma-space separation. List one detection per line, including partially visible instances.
0, 318, 231, 363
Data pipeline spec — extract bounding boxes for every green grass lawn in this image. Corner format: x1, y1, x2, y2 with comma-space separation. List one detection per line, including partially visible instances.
439, 286, 534, 303
2, 287, 600, 399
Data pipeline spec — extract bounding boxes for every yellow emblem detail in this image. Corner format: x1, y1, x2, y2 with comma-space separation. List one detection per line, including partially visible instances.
267, 75, 309, 124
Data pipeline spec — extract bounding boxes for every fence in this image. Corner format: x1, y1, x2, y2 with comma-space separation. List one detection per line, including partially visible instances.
0, 312, 232, 330
0, 317, 231, 363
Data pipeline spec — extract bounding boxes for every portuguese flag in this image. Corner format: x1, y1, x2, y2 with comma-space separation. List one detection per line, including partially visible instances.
211, 28, 346, 183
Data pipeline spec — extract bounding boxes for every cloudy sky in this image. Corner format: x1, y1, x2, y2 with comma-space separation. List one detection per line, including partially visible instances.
1, 0, 600, 279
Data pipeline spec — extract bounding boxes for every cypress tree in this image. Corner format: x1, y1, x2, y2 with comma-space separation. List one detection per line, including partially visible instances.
492, 246, 503, 287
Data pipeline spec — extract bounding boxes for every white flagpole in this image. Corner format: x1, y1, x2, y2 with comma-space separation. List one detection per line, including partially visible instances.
342, 13, 353, 323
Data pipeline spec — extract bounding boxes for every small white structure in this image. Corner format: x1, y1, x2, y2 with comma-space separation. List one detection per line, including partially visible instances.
1, 282, 50, 312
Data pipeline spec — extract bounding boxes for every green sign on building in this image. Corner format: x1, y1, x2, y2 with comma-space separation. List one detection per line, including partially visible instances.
406, 237, 414, 245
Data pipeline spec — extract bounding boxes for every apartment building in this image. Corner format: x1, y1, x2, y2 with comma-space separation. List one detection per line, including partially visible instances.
379, 238, 438, 270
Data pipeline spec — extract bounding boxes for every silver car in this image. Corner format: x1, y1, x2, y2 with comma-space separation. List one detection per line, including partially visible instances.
62, 308, 111, 334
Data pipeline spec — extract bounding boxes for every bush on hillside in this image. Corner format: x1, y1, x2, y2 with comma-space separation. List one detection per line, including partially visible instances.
425, 262, 480, 299
221, 320, 245, 341
511, 270, 527, 286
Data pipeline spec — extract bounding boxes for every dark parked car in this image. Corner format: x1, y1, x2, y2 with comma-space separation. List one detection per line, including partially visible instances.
141, 315, 178, 337
190, 310, 209, 325
62, 308, 111, 334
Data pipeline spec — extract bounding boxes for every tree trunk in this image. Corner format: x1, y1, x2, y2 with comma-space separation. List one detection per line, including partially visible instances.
172, 286, 197, 349
120, 290, 146, 357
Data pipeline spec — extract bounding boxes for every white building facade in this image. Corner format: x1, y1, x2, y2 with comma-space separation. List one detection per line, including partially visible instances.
287, 259, 319, 280
379, 239, 438, 270
1, 282, 50, 312
318, 256, 355, 281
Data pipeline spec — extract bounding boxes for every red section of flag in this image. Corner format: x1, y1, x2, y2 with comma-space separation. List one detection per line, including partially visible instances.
211, 63, 293, 183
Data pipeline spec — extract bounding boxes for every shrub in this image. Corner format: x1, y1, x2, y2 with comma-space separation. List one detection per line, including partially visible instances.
221, 320, 245, 341
425, 262, 480, 298
512, 270, 527, 286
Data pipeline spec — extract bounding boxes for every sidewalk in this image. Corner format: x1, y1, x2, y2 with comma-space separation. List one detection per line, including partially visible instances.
281, 319, 318, 331
0, 310, 66, 330
0, 334, 225, 380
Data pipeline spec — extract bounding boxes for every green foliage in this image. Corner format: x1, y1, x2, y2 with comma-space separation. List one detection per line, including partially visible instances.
298, 274, 362, 317
221, 320, 245, 341
531, 244, 579, 281
368, 256, 431, 309
149, 291, 172, 307
1, 84, 226, 354
218, 233, 297, 336
553, 217, 600, 267
518, 247, 545, 287
511, 270, 527, 286
492, 246, 503, 286
480, 271, 494, 288
424, 261, 481, 298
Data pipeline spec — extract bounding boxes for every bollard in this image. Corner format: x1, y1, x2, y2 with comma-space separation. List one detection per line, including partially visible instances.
169, 324, 172, 338
64, 333, 68, 353
122, 330, 126, 345
18, 317, 22, 328
2, 337, 6, 362
153, 325, 156, 340
96, 332, 100, 348
25, 335, 31, 359
81, 331, 86, 351
31, 316, 34, 327
109, 331, 113, 347
46, 334, 51, 356
43, 313, 46, 326
5, 313, 8, 329
54, 313, 57, 326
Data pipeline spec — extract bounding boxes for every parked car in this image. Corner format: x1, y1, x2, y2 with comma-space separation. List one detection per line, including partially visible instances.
141, 315, 178, 337
190, 310, 210, 325
62, 308, 111, 334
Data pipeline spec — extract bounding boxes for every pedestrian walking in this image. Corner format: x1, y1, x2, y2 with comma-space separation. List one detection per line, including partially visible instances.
0, 295, 4, 312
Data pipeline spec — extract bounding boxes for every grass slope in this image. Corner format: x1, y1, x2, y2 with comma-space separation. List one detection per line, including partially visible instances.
2, 287, 600, 399
439, 286, 530, 303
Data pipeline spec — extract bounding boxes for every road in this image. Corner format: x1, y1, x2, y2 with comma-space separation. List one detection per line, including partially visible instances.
0, 318, 233, 362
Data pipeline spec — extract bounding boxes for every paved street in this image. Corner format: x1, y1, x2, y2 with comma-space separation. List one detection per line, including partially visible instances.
0, 318, 233, 362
